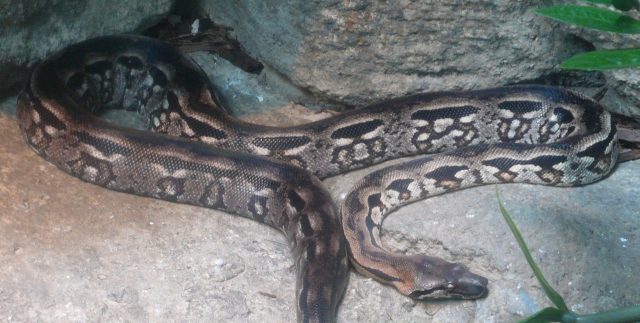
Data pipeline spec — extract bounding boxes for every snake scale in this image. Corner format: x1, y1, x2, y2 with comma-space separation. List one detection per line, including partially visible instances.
17, 35, 618, 323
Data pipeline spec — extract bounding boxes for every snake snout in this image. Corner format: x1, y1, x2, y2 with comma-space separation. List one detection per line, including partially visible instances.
452, 268, 489, 299
407, 256, 489, 300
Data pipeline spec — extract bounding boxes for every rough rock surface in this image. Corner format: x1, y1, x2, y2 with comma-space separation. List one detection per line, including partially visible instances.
199, 1, 590, 105
1, 95, 639, 322
0, 0, 174, 90
199, 0, 639, 118
190, 52, 317, 115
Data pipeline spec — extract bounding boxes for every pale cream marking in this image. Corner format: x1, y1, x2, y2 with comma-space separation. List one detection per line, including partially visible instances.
31, 109, 41, 124
334, 138, 354, 146
250, 146, 271, 156
32, 128, 45, 145
43, 125, 58, 136
411, 119, 430, 127
523, 110, 542, 119
163, 181, 178, 195
353, 143, 369, 161
77, 143, 124, 162
284, 143, 312, 156
360, 126, 384, 140
498, 110, 515, 118
449, 129, 464, 138
459, 114, 476, 123
464, 130, 475, 141
253, 201, 264, 215
82, 166, 99, 181
416, 133, 430, 142
150, 163, 170, 177
171, 169, 189, 178
200, 136, 224, 145
433, 118, 454, 133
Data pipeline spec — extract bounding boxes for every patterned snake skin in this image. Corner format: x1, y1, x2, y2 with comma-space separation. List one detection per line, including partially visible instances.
16, 35, 619, 323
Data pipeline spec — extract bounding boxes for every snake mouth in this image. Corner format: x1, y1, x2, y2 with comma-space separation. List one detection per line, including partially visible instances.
452, 272, 489, 299
413, 273, 489, 300
407, 273, 488, 300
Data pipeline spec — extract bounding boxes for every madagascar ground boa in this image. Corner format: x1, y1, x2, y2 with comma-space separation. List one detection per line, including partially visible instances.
16, 35, 619, 322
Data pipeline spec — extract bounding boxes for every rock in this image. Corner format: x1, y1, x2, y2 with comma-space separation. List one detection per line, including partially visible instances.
198, 0, 591, 107
0, 0, 174, 90
198, 0, 639, 119
190, 52, 316, 115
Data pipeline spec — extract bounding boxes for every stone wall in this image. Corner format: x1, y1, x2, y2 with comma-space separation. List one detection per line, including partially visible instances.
199, 0, 639, 118
0, 0, 174, 90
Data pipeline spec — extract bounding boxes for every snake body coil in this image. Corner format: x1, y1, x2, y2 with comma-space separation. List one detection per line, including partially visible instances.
17, 36, 618, 323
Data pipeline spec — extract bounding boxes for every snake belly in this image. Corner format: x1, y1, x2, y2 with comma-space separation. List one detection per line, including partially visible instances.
16, 35, 619, 322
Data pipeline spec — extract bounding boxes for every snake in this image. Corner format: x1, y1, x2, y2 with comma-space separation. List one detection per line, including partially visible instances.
16, 35, 619, 323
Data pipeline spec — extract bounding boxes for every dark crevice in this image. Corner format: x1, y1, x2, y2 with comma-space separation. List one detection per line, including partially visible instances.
142, 1, 264, 74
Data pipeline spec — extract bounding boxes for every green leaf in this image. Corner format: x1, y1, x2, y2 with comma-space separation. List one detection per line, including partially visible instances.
613, 0, 639, 11
562, 48, 640, 70
519, 307, 570, 323
536, 5, 640, 33
496, 188, 569, 312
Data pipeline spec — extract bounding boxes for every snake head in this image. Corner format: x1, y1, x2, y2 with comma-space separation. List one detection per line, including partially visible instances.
406, 255, 488, 300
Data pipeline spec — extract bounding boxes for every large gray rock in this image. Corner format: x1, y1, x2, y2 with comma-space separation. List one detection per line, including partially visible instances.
190, 52, 316, 115
199, 0, 639, 118
0, 0, 174, 90
199, 1, 589, 106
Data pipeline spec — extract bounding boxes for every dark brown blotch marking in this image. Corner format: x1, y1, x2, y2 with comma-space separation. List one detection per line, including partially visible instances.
482, 156, 567, 169
385, 179, 414, 200
287, 190, 306, 213
553, 107, 574, 124
299, 212, 314, 236
411, 106, 478, 121
330, 120, 383, 139
199, 180, 226, 208
497, 100, 542, 114
148, 65, 169, 87
253, 136, 312, 150
425, 165, 468, 189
